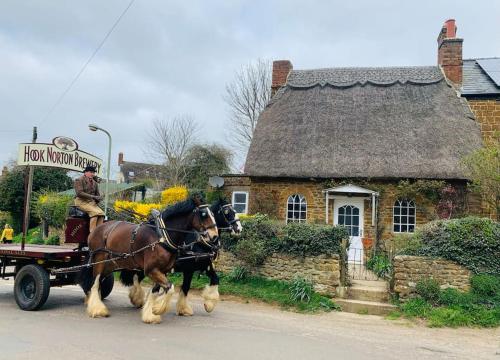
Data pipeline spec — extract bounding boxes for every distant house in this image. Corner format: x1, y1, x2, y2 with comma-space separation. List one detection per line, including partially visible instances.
222, 20, 497, 259
116, 152, 167, 199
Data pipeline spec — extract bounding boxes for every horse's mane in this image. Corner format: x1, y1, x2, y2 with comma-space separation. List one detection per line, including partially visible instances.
162, 199, 197, 220
210, 198, 228, 213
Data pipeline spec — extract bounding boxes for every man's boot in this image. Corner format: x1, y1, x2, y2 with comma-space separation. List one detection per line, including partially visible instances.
89, 217, 98, 233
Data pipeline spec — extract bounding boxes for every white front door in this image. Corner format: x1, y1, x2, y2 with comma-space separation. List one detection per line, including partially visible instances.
333, 198, 364, 264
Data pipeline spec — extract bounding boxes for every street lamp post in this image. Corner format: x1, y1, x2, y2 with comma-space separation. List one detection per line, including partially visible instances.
88, 124, 112, 219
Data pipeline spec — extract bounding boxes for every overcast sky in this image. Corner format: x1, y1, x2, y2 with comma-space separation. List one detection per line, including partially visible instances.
0, 0, 499, 177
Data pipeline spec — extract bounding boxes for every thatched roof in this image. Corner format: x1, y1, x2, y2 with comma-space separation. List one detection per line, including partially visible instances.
245, 66, 482, 180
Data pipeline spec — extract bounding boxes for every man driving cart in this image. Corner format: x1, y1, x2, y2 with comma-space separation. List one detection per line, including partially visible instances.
74, 165, 104, 233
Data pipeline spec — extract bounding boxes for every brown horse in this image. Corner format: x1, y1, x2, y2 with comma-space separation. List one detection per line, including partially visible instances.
79, 199, 218, 324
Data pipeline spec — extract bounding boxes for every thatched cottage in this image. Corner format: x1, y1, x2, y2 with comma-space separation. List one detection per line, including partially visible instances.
222, 20, 497, 256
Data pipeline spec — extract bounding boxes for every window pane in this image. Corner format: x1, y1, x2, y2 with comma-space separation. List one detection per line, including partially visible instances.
352, 226, 359, 237
339, 207, 345, 215
394, 207, 400, 215
299, 212, 306, 220
408, 216, 415, 225
234, 193, 246, 203
288, 203, 293, 211
287, 211, 293, 220
394, 225, 400, 232
401, 207, 407, 215
234, 204, 246, 213
401, 225, 408, 232
345, 206, 352, 216
345, 216, 351, 226
408, 225, 415, 232
393, 215, 400, 224
338, 215, 344, 225
300, 203, 307, 211
409, 207, 415, 216
353, 216, 359, 226
353, 207, 359, 216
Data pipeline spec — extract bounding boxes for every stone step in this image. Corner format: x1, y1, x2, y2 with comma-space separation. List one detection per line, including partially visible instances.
335, 299, 397, 316
348, 287, 389, 302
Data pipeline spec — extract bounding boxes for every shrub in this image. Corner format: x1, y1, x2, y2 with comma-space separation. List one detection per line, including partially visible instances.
403, 217, 500, 275
366, 254, 392, 278
415, 278, 440, 304
470, 274, 500, 298
274, 222, 346, 257
221, 215, 348, 266
234, 238, 267, 266
45, 235, 60, 245
0, 211, 13, 229
33, 192, 73, 228
161, 185, 188, 206
289, 276, 313, 303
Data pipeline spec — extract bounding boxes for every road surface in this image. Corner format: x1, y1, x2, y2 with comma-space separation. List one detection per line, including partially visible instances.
0, 280, 498, 360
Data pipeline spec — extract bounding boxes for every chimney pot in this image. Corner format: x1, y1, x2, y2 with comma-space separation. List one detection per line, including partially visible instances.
445, 19, 456, 38
118, 152, 124, 166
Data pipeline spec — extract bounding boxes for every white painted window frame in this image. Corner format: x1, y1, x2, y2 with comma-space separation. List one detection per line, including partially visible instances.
393, 199, 416, 233
286, 194, 307, 223
232, 191, 249, 215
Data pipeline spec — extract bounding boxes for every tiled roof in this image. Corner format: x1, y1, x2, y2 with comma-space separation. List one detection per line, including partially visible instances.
462, 58, 500, 96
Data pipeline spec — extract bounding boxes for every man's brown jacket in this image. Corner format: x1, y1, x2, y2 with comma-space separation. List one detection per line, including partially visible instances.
74, 175, 100, 201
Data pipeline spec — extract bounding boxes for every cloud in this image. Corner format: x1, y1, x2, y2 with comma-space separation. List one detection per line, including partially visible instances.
0, 0, 498, 175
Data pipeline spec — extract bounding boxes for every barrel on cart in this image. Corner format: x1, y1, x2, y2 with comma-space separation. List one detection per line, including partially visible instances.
0, 206, 114, 310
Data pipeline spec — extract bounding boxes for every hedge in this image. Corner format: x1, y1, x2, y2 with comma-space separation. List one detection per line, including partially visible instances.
221, 214, 348, 266
401, 217, 500, 275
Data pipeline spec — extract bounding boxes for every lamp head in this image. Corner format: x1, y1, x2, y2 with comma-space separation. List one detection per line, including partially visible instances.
88, 124, 99, 132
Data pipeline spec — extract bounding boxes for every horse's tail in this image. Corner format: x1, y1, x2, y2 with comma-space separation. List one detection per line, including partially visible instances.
119, 269, 145, 286
78, 261, 94, 294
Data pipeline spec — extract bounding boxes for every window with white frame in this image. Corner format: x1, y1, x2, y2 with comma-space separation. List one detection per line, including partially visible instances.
393, 199, 416, 233
232, 191, 248, 214
287, 194, 307, 223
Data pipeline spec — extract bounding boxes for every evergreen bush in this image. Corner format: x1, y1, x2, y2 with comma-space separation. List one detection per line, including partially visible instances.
402, 217, 500, 275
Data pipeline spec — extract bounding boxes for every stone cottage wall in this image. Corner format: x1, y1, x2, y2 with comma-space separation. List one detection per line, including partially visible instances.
393, 255, 471, 300
215, 250, 340, 296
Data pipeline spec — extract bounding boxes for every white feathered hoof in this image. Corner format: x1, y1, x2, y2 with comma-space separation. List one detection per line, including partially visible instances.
142, 290, 161, 324
129, 275, 145, 308
152, 285, 175, 316
176, 290, 193, 316
86, 275, 109, 318
202, 285, 219, 313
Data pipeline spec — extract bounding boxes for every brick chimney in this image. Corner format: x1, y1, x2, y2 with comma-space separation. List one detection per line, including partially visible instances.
271, 60, 293, 96
1, 166, 8, 177
118, 152, 124, 166
437, 19, 463, 85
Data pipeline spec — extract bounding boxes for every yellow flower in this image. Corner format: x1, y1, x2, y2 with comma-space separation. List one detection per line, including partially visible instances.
39, 195, 48, 204
161, 185, 188, 206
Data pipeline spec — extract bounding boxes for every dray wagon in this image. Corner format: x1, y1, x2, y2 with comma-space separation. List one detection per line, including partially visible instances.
0, 207, 114, 310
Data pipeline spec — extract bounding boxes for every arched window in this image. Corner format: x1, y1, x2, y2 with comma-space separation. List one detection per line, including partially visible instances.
287, 194, 307, 223
393, 199, 416, 233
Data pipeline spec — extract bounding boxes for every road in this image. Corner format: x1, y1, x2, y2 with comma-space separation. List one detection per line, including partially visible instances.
0, 280, 498, 360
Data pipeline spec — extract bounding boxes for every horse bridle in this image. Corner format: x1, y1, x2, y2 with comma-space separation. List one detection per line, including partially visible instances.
216, 204, 239, 231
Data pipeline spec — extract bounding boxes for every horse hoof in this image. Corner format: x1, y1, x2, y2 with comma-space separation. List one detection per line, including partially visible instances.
204, 301, 216, 313
88, 308, 109, 318
142, 314, 162, 324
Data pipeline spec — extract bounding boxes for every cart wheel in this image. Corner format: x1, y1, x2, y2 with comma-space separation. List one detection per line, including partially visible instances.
100, 274, 114, 300
14, 264, 50, 311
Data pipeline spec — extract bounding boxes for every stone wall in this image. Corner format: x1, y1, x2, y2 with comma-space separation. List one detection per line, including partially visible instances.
393, 255, 471, 300
215, 250, 340, 296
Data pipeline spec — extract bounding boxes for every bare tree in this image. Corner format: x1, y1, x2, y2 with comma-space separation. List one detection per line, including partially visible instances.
224, 59, 272, 152
146, 115, 199, 186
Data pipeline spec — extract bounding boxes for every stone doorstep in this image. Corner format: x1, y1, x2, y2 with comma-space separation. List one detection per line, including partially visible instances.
348, 287, 389, 303
335, 299, 397, 316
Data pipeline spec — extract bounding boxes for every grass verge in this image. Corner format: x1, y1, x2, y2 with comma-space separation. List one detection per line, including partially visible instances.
387, 275, 500, 328
148, 272, 339, 313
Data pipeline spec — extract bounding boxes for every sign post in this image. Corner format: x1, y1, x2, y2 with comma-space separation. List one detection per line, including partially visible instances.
21, 127, 37, 250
